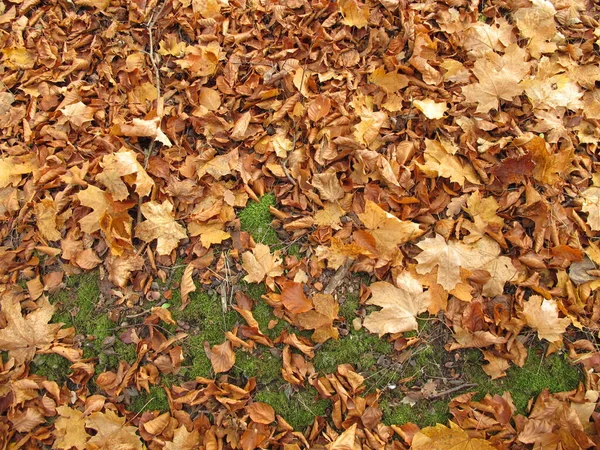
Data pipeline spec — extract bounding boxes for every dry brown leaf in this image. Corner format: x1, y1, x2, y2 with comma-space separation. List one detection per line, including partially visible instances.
163, 426, 200, 450
205, 340, 235, 373
135, 200, 187, 256
281, 282, 313, 314
328, 423, 357, 450
180, 263, 197, 308
0, 293, 61, 364
363, 272, 431, 336
247, 402, 275, 424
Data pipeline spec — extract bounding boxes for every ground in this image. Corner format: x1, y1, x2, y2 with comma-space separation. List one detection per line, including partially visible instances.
38, 195, 583, 431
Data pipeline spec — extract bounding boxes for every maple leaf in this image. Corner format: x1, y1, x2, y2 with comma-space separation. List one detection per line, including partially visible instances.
363, 272, 432, 337
581, 186, 600, 230
205, 340, 235, 373
34, 196, 62, 242
247, 402, 275, 424
106, 253, 144, 288
416, 139, 479, 186
416, 235, 515, 295
520, 296, 570, 343
135, 200, 187, 256
358, 200, 424, 261
164, 426, 200, 450
157, 34, 187, 57
338, 0, 368, 28
188, 222, 231, 248
411, 422, 495, 449
96, 149, 154, 201
0, 293, 61, 364
53, 406, 90, 450
60, 102, 95, 128
464, 190, 504, 232
461, 44, 531, 113
242, 243, 284, 283
0, 154, 37, 189
175, 42, 221, 77
522, 135, 574, 186
85, 409, 143, 450
312, 172, 345, 202
314, 202, 345, 230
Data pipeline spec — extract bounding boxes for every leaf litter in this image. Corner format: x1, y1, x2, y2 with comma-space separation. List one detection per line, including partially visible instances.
0, 0, 600, 448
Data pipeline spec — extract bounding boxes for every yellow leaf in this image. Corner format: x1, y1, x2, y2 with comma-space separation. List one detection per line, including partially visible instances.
86, 409, 143, 449
34, 197, 62, 241
242, 243, 284, 283
0, 154, 37, 188
2, 47, 35, 69
411, 422, 496, 449
54, 406, 90, 450
314, 202, 345, 230
416, 138, 479, 186
164, 426, 200, 450
369, 67, 409, 94
338, 0, 369, 28
413, 99, 448, 119
135, 200, 187, 255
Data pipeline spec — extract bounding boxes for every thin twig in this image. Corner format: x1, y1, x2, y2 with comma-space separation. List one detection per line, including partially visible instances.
428, 383, 477, 400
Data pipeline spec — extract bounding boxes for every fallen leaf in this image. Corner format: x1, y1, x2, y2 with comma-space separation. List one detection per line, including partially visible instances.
86, 409, 143, 450
110, 117, 172, 147
180, 263, 196, 308
281, 282, 313, 314
413, 99, 448, 119
0, 293, 61, 364
411, 422, 495, 449
520, 296, 570, 343
242, 243, 284, 283
247, 402, 275, 424
135, 200, 187, 256
53, 406, 90, 450
363, 272, 432, 336
416, 139, 479, 186
205, 340, 235, 373
328, 423, 357, 450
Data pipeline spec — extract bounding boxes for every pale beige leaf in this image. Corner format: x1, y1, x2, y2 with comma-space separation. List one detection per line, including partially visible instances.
520, 296, 570, 343
0, 293, 61, 364
86, 409, 143, 450
363, 273, 432, 336
581, 186, 600, 230
164, 426, 200, 450
413, 99, 448, 119
328, 423, 357, 450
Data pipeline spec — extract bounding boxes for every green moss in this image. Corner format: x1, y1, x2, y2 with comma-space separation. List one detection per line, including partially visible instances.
339, 295, 359, 324
463, 347, 581, 413
381, 398, 449, 427
129, 385, 170, 413
31, 353, 72, 384
234, 349, 282, 384
314, 327, 392, 374
254, 385, 330, 430
181, 335, 213, 379
239, 194, 279, 245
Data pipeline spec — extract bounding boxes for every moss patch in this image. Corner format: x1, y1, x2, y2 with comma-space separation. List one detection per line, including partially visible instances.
254, 385, 330, 430
381, 398, 449, 427
239, 194, 279, 245
31, 353, 72, 384
462, 346, 581, 413
129, 385, 170, 413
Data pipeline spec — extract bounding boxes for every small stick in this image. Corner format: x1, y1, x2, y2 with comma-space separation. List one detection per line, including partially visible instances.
428, 383, 477, 400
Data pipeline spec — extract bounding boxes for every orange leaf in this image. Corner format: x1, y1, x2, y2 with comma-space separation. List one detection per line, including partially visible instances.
205, 340, 235, 373
281, 282, 313, 314
247, 402, 275, 424
180, 263, 197, 309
